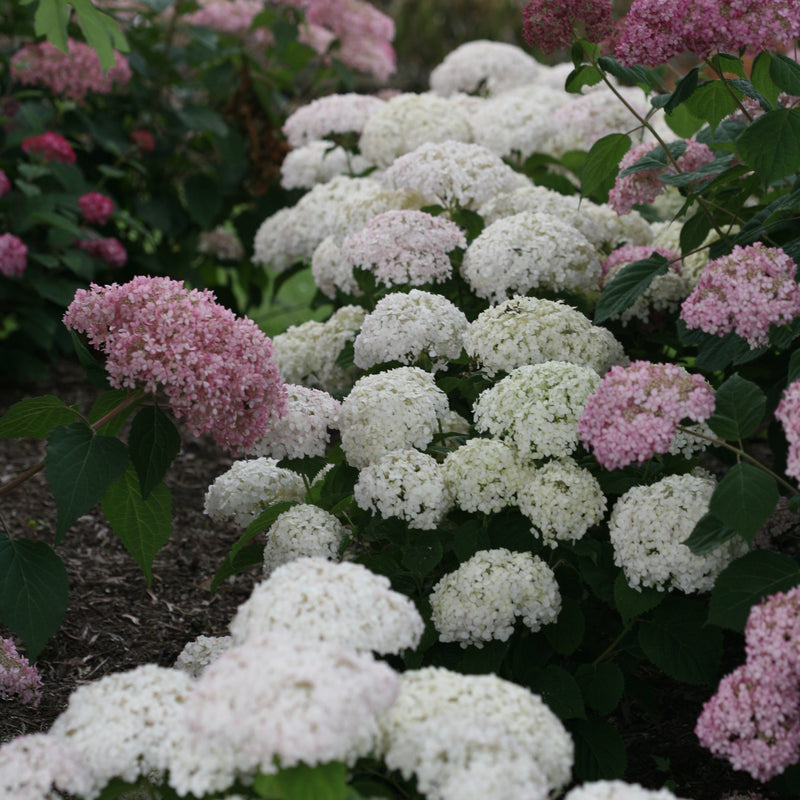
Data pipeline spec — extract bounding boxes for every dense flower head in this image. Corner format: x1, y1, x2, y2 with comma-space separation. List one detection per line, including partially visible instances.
197, 226, 245, 261
0, 169, 10, 197
21, 131, 76, 164
280, 140, 373, 189
203, 457, 306, 527
174, 634, 233, 678
430, 548, 561, 647
74, 236, 127, 267
311, 235, 361, 297
63, 276, 286, 453
11, 39, 131, 104
522, 0, 613, 53
577, 360, 715, 470
354, 290, 468, 371
681, 243, 800, 349
130, 129, 155, 152
283, 93, 386, 147
77, 192, 115, 225
565, 781, 688, 800
354, 449, 452, 529
0, 233, 28, 277
230, 557, 424, 653
745, 585, 800, 678
0, 637, 42, 706
609, 473, 748, 593
461, 211, 602, 303
465, 296, 628, 377
776, 378, 800, 485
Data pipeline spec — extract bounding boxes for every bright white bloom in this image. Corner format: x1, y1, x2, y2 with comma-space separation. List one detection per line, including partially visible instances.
354, 449, 452, 529
49, 665, 194, 799
311, 235, 361, 298
359, 92, 473, 167
169, 631, 399, 796
429, 548, 561, 647
429, 40, 541, 97
441, 437, 523, 513
473, 362, 600, 461
338, 366, 450, 467
174, 635, 233, 677
381, 667, 573, 796
381, 140, 529, 211
667, 421, 713, 459
461, 212, 602, 303
230, 557, 425, 653
262, 503, 345, 576
280, 140, 373, 190
272, 305, 367, 394
565, 781, 688, 800
439, 408, 471, 436
283, 93, 386, 147
465, 296, 628, 377
203, 458, 306, 527
249, 384, 340, 460
609, 474, 749, 593
354, 290, 468, 371
516, 458, 607, 547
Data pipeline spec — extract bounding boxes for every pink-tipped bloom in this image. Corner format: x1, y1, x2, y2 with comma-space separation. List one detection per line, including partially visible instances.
62, 276, 287, 453
776, 379, 800, 485
0, 233, 28, 277
78, 192, 115, 225
681, 244, 800, 349
75, 237, 127, 267
522, 0, 613, 53
21, 131, 76, 164
0, 169, 10, 197
745, 585, 800, 680
130, 129, 156, 153
577, 360, 715, 470
0, 637, 43, 706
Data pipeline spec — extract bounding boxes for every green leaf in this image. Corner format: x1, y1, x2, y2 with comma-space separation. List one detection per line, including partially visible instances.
544, 595, 585, 654
71, 0, 129, 70
638, 597, 723, 684
89, 390, 137, 436
232, 501, 297, 558
613, 571, 664, 624
679, 211, 711, 254
597, 56, 657, 89
175, 106, 228, 137
684, 512, 738, 555
594, 254, 670, 324
751, 52, 781, 108
210, 541, 264, 593
580, 133, 631, 200
665, 101, 704, 138
0, 535, 69, 659
708, 550, 800, 631
708, 463, 778, 541
707, 373, 766, 441
128, 406, 181, 500
527, 665, 586, 720
253, 762, 349, 800
789, 348, 800, 384
30, 0, 69, 52
685, 81, 741, 129
570, 718, 627, 781
401, 535, 444, 576
619, 140, 686, 175
69, 330, 111, 389
575, 662, 625, 715
184, 173, 222, 229
0, 396, 79, 439
737, 109, 800, 185
662, 67, 699, 114
101, 466, 172, 584
45, 423, 129, 541
566, 65, 603, 93
769, 53, 800, 97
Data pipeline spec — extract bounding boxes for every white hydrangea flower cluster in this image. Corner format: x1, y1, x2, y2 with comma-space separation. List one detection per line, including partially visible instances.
381, 140, 529, 211
667, 421, 713, 459
49, 664, 194, 798
272, 305, 366, 393
429, 39, 542, 97
174, 635, 233, 678
262, 503, 345, 576
282, 93, 386, 147
170, 631, 399, 796
516, 458, 607, 547
354, 290, 468, 371
465, 296, 628, 377
338, 366, 450, 467
229, 557, 425, 654
461, 211, 602, 303
354, 449, 452, 529
359, 92, 473, 167
609, 474, 750, 593
248, 384, 340, 460
429, 548, 561, 646
473, 362, 601, 461
311, 235, 362, 298
280, 141, 373, 190
565, 781, 688, 800
441, 437, 523, 514
203, 458, 306, 528
381, 667, 574, 796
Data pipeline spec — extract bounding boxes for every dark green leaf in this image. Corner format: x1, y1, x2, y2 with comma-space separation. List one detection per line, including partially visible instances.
679, 211, 711, 255
685, 81, 741, 129
401, 535, 444, 576
789, 348, 800, 384
69, 330, 110, 389
707, 373, 766, 441
184, 173, 222, 230
684, 512, 738, 555
751, 52, 781, 108
233, 501, 297, 557
253, 761, 349, 800
619, 141, 686, 176
89, 390, 137, 436
580, 133, 631, 200
662, 67, 699, 114
597, 56, 657, 89
128, 406, 181, 500
594, 254, 670, 324
570, 717, 627, 781
0, 396, 79, 439
664, 102, 704, 138
175, 107, 228, 137
566, 65, 603, 93
708, 464, 778, 541
0, 535, 69, 659
707, 53, 745, 78
737, 109, 800, 185
527, 665, 586, 720
576, 662, 625, 714
544, 595, 585, 654
769, 53, 800, 97
613, 571, 664, 624
210, 541, 264, 593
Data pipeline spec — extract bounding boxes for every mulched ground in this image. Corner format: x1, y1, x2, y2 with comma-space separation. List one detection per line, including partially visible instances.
0, 359, 787, 800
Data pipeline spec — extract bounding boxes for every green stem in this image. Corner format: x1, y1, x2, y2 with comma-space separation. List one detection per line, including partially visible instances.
593, 620, 635, 666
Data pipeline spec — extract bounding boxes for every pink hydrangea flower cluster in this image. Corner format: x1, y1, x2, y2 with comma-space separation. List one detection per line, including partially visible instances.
696, 587, 800, 781
577, 360, 715, 470
0, 233, 28, 277
615, 0, 800, 66
0, 169, 10, 196
21, 131, 76, 164
680, 243, 800, 349
75, 237, 128, 267
0, 637, 43, 706
776, 379, 800, 485
130, 129, 156, 153
78, 192, 115, 225
609, 139, 715, 216
521, 0, 613, 54
62, 276, 287, 453
10, 39, 132, 105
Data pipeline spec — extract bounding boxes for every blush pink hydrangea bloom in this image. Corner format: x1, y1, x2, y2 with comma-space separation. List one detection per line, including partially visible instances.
78, 192, 115, 225
62, 276, 287, 453
776, 379, 800, 485
577, 360, 715, 470
521, 0, 613, 53
0, 233, 28, 277
130, 129, 156, 153
609, 139, 715, 216
745, 585, 800, 679
681, 244, 800, 349
0, 169, 10, 197
0, 637, 43, 706
21, 131, 76, 164
76, 236, 128, 267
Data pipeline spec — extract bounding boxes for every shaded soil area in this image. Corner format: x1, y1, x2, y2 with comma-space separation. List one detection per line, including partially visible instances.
0, 360, 788, 800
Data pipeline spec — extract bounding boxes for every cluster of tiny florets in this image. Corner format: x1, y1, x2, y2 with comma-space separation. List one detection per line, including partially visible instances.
0, 233, 28, 277
21, 131, 76, 164
521, 0, 613, 53
77, 192, 115, 225
283, 92, 386, 147
0, 637, 42, 706
776, 378, 800, 485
